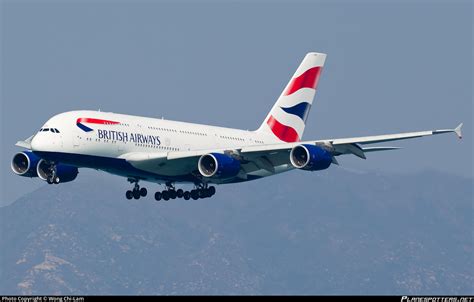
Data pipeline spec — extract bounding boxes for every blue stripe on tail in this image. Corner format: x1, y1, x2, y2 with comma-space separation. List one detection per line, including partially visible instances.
280, 102, 311, 122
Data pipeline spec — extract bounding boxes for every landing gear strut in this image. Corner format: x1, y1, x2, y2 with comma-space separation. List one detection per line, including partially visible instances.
154, 182, 216, 201
125, 179, 147, 200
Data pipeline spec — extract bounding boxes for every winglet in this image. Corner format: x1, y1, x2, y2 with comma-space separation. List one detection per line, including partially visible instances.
454, 123, 463, 139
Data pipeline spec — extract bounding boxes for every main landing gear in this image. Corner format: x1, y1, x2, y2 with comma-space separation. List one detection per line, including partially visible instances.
154, 182, 216, 201
124, 180, 216, 201
125, 179, 147, 200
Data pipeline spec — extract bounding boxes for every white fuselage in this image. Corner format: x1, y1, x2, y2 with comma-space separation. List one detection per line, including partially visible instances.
34, 110, 275, 156
30, 110, 288, 184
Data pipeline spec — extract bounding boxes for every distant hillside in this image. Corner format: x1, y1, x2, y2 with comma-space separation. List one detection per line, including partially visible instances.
0, 168, 472, 295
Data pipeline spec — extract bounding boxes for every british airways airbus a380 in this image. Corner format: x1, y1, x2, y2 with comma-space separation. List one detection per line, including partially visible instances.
12, 52, 463, 201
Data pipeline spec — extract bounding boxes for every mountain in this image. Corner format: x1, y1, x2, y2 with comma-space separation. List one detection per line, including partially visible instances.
0, 167, 472, 295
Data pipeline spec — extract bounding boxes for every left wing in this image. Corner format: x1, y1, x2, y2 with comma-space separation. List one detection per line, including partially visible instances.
123, 123, 463, 176
241, 123, 463, 160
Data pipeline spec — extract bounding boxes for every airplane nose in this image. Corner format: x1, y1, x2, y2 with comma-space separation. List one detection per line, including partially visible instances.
31, 132, 63, 152
31, 134, 50, 152
30, 135, 42, 151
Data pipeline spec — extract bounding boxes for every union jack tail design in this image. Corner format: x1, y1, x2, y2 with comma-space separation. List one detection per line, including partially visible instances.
256, 52, 326, 142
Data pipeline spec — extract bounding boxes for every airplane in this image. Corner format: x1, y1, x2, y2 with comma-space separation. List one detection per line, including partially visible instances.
12, 52, 463, 201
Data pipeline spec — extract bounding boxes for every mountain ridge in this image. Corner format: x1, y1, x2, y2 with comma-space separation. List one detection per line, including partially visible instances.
1, 167, 472, 294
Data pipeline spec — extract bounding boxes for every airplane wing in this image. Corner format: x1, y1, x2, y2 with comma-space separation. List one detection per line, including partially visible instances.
121, 123, 463, 177
241, 123, 463, 160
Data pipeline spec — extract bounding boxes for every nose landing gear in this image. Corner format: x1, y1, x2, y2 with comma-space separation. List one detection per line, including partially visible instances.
46, 175, 60, 184
44, 163, 60, 184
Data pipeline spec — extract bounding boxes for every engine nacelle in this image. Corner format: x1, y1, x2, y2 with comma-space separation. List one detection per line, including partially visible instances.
37, 159, 79, 183
290, 144, 332, 171
11, 151, 41, 177
198, 153, 241, 179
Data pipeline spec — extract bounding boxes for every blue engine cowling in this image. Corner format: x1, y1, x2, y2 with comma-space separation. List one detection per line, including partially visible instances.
198, 153, 241, 179
11, 151, 41, 177
290, 144, 332, 171
37, 159, 79, 183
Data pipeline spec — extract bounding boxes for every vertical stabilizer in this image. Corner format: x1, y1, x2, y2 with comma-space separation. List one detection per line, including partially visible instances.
256, 52, 326, 142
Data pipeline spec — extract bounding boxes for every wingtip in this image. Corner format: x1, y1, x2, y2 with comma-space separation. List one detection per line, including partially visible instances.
454, 123, 463, 139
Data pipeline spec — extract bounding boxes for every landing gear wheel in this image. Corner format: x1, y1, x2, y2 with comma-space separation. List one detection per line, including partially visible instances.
154, 191, 162, 201
183, 191, 191, 200
169, 190, 177, 199
47, 176, 54, 184
140, 187, 147, 197
53, 176, 60, 184
176, 189, 184, 198
133, 189, 140, 200
191, 190, 199, 200
126, 190, 133, 200
198, 189, 207, 199
162, 190, 170, 201
208, 186, 216, 196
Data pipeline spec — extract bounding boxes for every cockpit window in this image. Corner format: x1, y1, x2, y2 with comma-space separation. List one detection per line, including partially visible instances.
39, 128, 60, 133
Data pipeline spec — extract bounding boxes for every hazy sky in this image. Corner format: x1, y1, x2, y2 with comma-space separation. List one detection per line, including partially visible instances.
1, 0, 472, 205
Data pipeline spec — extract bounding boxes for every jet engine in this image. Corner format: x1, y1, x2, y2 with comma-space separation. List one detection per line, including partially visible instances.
290, 144, 332, 171
11, 151, 41, 177
37, 159, 79, 183
198, 153, 241, 179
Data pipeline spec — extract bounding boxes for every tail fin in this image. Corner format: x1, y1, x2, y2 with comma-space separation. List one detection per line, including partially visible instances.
256, 52, 326, 142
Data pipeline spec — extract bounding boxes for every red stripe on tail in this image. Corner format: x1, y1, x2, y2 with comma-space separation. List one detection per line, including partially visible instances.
266, 115, 300, 142
284, 66, 322, 96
